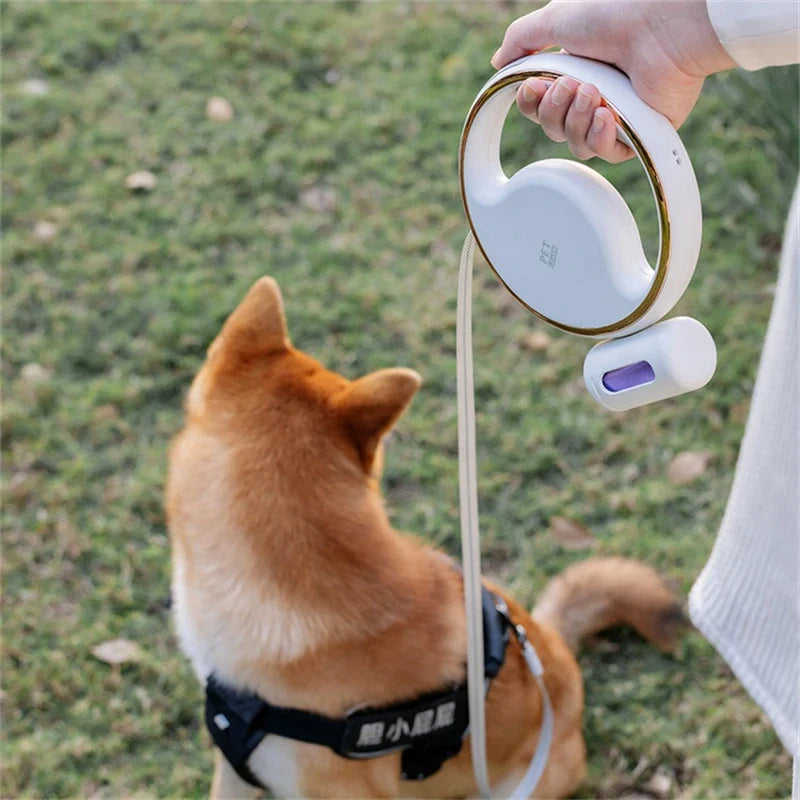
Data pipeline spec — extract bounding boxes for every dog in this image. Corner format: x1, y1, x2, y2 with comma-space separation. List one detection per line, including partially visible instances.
167, 276, 685, 798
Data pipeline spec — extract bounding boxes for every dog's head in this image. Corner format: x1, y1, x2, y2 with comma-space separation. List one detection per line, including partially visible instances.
183, 276, 420, 479
168, 276, 422, 558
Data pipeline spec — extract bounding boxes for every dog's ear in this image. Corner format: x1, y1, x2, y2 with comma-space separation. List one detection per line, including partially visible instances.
217, 276, 291, 358
337, 368, 421, 464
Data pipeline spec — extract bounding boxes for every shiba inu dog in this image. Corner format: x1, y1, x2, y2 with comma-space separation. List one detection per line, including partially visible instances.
167, 276, 684, 799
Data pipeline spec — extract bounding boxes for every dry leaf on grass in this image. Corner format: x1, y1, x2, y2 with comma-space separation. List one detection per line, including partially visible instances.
18, 363, 52, 404
667, 451, 712, 485
22, 78, 49, 96
519, 330, 552, 353
91, 638, 143, 665
206, 96, 233, 122
34, 220, 58, 243
125, 171, 156, 191
548, 516, 596, 551
643, 768, 672, 798
300, 185, 337, 214
20, 363, 51, 386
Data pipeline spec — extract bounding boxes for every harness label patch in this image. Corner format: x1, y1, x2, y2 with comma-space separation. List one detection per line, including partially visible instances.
354, 700, 456, 749
342, 694, 466, 757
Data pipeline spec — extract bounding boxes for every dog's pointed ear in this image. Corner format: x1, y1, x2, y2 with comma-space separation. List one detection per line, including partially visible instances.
337, 368, 421, 463
218, 276, 290, 357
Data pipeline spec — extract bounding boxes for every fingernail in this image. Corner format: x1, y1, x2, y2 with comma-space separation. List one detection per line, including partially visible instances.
551, 79, 576, 107
491, 49, 502, 67
574, 87, 592, 112
521, 79, 546, 104
591, 110, 605, 133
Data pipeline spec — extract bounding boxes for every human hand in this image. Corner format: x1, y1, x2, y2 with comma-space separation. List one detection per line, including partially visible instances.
492, 0, 736, 162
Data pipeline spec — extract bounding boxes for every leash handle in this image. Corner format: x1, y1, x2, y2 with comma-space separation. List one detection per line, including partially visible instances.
457, 231, 553, 799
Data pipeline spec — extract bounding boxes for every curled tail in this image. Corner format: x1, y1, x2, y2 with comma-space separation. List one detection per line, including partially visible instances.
533, 557, 687, 653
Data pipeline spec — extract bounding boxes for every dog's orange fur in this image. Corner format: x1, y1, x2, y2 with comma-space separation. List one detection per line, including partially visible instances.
167, 277, 685, 799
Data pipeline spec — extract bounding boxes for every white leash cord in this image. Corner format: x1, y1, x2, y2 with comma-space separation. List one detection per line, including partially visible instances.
457, 231, 554, 799
457, 231, 490, 797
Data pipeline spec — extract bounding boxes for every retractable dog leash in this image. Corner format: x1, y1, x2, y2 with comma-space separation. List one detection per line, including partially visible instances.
457, 53, 717, 798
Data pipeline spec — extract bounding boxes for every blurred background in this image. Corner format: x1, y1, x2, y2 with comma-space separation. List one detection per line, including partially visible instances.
2, 2, 797, 797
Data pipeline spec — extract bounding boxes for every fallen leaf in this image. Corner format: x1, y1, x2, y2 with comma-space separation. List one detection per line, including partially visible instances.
706, 408, 724, 431
18, 363, 52, 404
125, 170, 156, 191
206, 96, 233, 122
22, 78, 49, 96
34, 220, 58, 243
300, 185, 337, 214
519, 330, 552, 353
601, 435, 625, 458
91, 638, 143, 665
609, 491, 637, 512
537, 364, 558, 385
93, 403, 120, 423
643, 768, 672, 798
621, 462, 640, 482
667, 451, 712, 485
20, 362, 51, 385
548, 517, 596, 551
229, 16, 249, 33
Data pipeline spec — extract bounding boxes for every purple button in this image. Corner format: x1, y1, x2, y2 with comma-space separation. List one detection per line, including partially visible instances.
602, 360, 655, 392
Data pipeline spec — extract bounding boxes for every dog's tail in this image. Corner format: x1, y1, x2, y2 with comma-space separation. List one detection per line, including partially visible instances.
533, 557, 687, 653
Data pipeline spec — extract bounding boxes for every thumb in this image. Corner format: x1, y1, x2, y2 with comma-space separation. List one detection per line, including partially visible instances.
491, 8, 555, 69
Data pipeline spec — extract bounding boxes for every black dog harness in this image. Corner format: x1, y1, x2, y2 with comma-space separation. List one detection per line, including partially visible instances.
206, 587, 515, 788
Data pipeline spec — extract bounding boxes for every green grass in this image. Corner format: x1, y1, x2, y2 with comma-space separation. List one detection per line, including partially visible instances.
2, 2, 796, 797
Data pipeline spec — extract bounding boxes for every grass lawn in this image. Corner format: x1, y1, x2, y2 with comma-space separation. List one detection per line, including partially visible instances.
2, 2, 797, 797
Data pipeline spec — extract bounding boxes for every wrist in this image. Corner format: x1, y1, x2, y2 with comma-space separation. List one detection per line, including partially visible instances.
648, 0, 737, 77
694, 0, 738, 74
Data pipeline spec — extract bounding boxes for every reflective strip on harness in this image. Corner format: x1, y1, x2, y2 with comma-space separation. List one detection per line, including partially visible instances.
205, 586, 512, 789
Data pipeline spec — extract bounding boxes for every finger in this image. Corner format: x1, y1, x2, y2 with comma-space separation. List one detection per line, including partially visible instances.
564, 83, 602, 160
516, 78, 549, 123
586, 107, 635, 164
491, 8, 555, 68
537, 76, 579, 144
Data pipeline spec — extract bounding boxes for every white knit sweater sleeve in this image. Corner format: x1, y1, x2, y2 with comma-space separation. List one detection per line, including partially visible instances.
707, 1, 800, 69
689, 182, 800, 760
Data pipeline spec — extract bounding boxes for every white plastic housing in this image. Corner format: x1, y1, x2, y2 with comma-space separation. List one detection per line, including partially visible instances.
460, 52, 703, 337
583, 317, 717, 411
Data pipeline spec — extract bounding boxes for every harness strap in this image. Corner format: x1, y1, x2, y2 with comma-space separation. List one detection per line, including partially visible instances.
206, 585, 509, 791
206, 678, 338, 787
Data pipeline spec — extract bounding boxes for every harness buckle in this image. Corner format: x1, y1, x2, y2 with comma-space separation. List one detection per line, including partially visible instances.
514, 623, 529, 646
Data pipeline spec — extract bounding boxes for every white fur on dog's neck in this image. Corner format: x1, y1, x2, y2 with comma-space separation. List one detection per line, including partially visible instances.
172, 541, 339, 686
